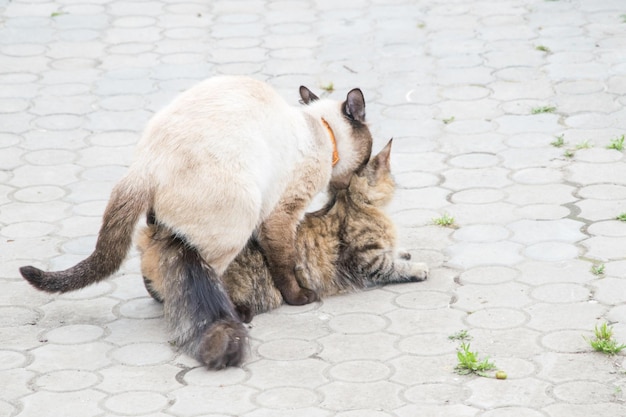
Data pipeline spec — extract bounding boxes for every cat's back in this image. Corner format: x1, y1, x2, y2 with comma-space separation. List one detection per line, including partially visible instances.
134, 75, 318, 197
144, 76, 294, 139
174, 76, 285, 112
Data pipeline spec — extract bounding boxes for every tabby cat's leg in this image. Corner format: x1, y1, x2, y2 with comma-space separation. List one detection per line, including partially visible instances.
387, 259, 429, 283
258, 211, 318, 306
364, 252, 429, 286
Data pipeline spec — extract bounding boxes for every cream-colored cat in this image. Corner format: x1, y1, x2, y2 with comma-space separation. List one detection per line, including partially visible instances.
20, 76, 373, 369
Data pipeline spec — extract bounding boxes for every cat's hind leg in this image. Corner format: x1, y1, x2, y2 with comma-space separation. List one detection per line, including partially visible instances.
136, 223, 165, 303
159, 234, 247, 369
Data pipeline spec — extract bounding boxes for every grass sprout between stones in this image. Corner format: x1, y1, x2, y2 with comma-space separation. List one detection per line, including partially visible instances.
550, 134, 566, 148
442, 116, 455, 124
531, 105, 556, 114
320, 82, 334, 94
562, 140, 592, 158
607, 135, 625, 151
433, 213, 457, 228
575, 140, 593, 150
591, 263, 606, 276
585, 322, 626, 356
535, 45, 551, 53
449, 330, 472, 341
616, 213, 626, 222
455, 342, 497, 376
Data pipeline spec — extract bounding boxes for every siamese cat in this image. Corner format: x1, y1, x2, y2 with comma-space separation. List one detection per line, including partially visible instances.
139, 140, 429, 326
20, 75, 373, 369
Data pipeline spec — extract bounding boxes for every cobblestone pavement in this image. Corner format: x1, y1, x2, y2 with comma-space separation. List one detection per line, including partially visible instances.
2, 0, 626, 416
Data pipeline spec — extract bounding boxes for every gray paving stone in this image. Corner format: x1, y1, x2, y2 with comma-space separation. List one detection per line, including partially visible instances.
446, 241, 525, 268
3, 0, 626, 415
509, 219, 586, 244
466, 377, 552, 409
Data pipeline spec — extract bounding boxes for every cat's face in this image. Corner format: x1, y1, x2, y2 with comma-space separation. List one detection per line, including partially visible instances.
349, 139, 394, 207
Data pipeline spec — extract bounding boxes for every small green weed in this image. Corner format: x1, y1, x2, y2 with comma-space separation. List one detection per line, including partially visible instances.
607, 135, 625, 151
442, 116, 455, 124
591, 263, 605, 276
616, 213, 626, 222
585, 322, 626, 355
564, 149, 575, 158
575, 140, 593, 150
550, 134, 565, 148
50, 11, 66, 17
433, 213, 456, 228
621, 14, 626, 23
320, 82, 334, 93
531, 105, 556, 114
455, 342, 497, 376
535, 45, 551, 53
449, 330, 472, 341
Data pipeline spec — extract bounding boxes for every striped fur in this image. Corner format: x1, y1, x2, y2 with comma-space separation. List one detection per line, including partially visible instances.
138, 140, 428, 330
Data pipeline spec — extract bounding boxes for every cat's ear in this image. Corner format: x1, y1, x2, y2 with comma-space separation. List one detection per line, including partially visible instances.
299, 86, 319, 104
372, 138, 392, 173
343, 88, 366, 123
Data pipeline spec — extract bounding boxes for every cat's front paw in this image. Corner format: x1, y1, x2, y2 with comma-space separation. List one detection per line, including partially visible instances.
284, 287, 319, 305
396, 248, 411, 260
409, 262, 429, 282
235, 304, 254, 324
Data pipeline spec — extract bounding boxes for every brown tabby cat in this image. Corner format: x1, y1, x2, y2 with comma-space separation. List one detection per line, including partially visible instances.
138, 139, 429, 327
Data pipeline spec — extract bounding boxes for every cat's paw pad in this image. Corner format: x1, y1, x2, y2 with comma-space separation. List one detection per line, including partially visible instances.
284, 287, 319, 306
409, 262, 429, 281
397, 248, 411, 260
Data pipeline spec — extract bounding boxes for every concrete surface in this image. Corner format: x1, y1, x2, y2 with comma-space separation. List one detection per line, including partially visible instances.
1, 0, 626, 416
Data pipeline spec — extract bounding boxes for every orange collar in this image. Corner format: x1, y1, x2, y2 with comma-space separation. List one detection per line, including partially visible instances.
321, 118, 340, 166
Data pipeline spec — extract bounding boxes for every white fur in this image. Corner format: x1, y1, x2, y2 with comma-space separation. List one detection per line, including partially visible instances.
126, 76, 356, 274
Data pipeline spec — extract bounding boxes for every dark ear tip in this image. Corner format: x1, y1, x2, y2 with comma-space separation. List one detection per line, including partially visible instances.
299, 86, 319, 104
348, 88, 364, 98
344, 87, 367, 122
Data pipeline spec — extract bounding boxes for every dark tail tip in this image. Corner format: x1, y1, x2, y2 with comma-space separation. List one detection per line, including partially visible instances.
19, 265, 47, 290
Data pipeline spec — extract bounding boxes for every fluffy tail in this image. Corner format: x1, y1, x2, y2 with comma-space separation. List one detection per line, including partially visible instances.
161, 233, 247, 369
19, 175, 151, 293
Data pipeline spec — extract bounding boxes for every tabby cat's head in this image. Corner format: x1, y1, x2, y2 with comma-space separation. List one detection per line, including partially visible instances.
348, 139, 395, 207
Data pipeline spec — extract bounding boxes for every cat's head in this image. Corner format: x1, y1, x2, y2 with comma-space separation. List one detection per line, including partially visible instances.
347, 139, 395, 207
300, 86, 373, 189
